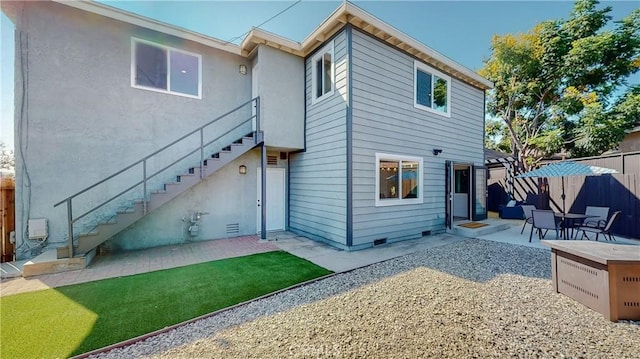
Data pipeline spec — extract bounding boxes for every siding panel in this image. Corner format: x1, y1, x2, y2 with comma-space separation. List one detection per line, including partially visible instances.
289, 30, 348, 245
350, 29, 485, 246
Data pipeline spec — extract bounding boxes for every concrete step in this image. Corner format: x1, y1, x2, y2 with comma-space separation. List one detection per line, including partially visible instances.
0, 259, 26, 279
78, 230, 99, 237
25, 249, 96, 277
452, 220, 511, 238
57, 131, 259, 261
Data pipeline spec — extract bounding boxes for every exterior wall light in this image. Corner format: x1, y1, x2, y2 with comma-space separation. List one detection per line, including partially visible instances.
239, 64, 247, 75
432, 148, 443, 156
239, 165, 247, 174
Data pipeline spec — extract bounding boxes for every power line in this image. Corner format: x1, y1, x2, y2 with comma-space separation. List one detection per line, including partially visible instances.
223, 0, 302, 45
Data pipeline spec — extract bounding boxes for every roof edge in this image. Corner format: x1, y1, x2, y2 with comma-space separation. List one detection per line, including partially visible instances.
340, 2, 492, 90
241, 27, 303, 57
54, 0, 242, 55
242, 1, 492, 90
42, 0, 492, 90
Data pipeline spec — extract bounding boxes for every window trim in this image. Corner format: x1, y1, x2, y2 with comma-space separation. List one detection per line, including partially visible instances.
131, 37, 203, 99
375, 153, 423, 207
413, 60, 451, 117
310, 41, 335, 104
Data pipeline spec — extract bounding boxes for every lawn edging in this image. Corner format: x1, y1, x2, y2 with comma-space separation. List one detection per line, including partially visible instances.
71, 243, 443, 358
71, 271, 337, 358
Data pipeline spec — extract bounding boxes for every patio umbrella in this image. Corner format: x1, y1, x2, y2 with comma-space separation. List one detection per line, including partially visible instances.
515, 161, 618, 213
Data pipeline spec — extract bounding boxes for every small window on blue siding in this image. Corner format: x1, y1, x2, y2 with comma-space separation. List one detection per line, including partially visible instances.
311, 41, 334, 104
414, 61, 450, 117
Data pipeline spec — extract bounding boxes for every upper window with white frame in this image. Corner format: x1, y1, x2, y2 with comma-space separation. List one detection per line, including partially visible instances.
311, 41, 334, 104
375, 153, 423, 207
414, 61, 450, 117
132, 38, 202, 99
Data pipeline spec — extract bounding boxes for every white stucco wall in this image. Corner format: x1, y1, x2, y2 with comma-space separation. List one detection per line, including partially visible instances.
108, 149, 261, 250
256, 45, 305, 150
10, 1, 254, 258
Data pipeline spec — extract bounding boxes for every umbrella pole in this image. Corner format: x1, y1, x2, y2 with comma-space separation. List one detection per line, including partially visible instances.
561, 177, 566, 214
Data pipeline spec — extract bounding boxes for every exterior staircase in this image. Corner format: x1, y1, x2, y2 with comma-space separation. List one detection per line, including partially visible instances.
54, 98, 261, 259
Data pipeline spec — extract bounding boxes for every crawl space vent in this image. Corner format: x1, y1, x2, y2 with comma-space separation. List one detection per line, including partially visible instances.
373, 238, 387, 246
226, 223, 239, 235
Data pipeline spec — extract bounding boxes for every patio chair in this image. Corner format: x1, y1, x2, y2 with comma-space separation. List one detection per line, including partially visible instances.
520, 205, 537, 234
575, 211, 621, 241
529, 210, 562, 242
582, 206, 610, 229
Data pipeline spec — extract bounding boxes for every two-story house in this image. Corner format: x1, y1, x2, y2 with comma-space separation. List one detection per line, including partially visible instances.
2, 0, 492, 266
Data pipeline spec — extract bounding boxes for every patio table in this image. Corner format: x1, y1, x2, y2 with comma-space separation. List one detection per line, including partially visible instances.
554, 213, 597, 239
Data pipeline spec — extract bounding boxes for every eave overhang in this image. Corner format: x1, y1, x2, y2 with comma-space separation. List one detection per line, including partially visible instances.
4, 0, 493, 90
242, 2, 494, 90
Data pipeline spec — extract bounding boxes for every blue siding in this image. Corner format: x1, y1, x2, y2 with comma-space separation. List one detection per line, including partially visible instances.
289, 30, 349, 246
350, 29, 485, 246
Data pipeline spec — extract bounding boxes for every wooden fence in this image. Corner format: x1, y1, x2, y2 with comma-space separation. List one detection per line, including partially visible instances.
488, 151, 640, 239
1, 177, 15, 262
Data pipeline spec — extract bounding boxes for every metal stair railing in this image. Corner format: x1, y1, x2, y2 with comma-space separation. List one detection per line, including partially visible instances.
54, 97, 260, 257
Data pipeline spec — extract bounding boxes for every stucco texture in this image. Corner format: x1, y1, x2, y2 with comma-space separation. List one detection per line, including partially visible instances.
11, 1, 254, 257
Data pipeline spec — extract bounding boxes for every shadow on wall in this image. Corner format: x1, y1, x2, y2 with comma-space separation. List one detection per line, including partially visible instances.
487, 177, 544, 211
487, 182, 507, 212
569, 175, 640, 239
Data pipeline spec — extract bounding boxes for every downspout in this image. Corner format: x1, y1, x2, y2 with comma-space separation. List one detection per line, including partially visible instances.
257, 97, 266, 239
260, 143, 266, 239
346, 26, 353, 247
16, 5, 35, 259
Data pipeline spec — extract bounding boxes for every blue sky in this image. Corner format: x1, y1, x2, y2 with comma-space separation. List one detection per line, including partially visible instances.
1, 0, 639, 150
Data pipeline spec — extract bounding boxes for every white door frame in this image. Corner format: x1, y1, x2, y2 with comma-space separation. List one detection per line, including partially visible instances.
453, 164, 471, 219
257, 167, 286, 232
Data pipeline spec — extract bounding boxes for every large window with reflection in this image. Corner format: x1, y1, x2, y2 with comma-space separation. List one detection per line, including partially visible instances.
375, 153, 423, 206
131, 38, 202, 99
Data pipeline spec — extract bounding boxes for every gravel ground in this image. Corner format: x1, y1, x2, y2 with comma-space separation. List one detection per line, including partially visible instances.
91, 239, 640, 359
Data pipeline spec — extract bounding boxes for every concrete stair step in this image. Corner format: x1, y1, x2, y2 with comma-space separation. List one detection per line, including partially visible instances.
116, 207, 136, 214
453, 221, 511, 238
59, 131, 259, 260
27, 249, 94, 277
78, 230, 99, 237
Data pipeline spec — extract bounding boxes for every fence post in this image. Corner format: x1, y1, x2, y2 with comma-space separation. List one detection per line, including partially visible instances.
1, 178, 15, 262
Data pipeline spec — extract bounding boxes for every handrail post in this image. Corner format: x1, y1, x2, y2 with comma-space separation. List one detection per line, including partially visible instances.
255, 97, 260, 135
67, 199, 74, 258
53, 97, 260, 255
143, 160, 147, 215
200, 128, 204, 179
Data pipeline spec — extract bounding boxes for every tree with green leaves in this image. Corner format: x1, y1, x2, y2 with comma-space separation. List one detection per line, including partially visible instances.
0, 142, 14, 172
480, 0, 640, 171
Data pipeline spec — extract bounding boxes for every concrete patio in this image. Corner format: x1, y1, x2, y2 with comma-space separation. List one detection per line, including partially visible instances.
2, 217, 638, 297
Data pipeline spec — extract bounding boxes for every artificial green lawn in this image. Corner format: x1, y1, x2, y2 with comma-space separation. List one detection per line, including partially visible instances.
0, 251, 332, 358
